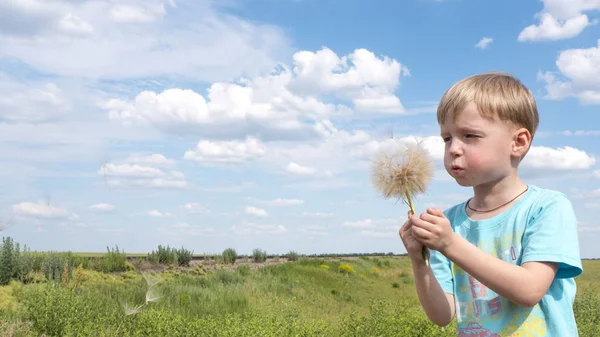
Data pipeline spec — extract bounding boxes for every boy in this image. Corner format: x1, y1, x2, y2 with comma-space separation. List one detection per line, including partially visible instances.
399, 72, 583, 336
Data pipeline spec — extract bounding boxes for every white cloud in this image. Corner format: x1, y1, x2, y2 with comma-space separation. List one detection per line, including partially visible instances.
148, 210, 171, 217
107, 178, 188, 189
285, 162, 317, 175
518, 0, 600, 41
58, 13, 94, 37
253, 198, 305, 206
594, 170, 600, 178
342, 219, 377, 228
12, 201, 77, 219
109, 3, 167, 24
290, 47, 410, 114
0, 0, 291, 81
0, 81, 69, 123
105, 82, 334, 141
184, 137, 267, 164
183, 203, 210, 214
300, 212, 334, 217
100, 163, 165, 177
475, 37, 493, 49
89, 203, 116, 212
105, 47, 410, 144
98, 159, 187, 189
127, 154, 175, 167
522, 146, 596, 170
246, 206, 269, 217
538, 40, 600, 104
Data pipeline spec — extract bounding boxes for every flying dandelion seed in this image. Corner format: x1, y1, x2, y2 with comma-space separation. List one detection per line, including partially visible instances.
120, 272, 163, 317
370, 139, 434, 265
122, 302, 143, 316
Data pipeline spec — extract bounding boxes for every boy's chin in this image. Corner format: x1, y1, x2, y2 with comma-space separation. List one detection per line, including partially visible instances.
452, 177, 473, 187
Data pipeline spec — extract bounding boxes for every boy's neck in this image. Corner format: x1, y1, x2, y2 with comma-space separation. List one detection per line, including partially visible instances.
470, 175, 528, 211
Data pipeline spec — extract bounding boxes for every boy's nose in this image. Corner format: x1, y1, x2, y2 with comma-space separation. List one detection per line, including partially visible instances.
448, 141, 462, 156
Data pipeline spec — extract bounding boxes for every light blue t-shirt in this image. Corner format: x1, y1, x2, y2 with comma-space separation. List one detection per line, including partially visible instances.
429, 185, 583, 336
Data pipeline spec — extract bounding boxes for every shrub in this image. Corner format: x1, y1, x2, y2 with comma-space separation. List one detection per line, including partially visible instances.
43, 252, 72, 283
175, 247, 194, 267
286, 251, 299, 262
147, 245, 193, 267
222, 248, 237, 264
252, 248, 267, 263
0, 237, 19, 285
99, 245, 128, 273
148, 245, 177, 265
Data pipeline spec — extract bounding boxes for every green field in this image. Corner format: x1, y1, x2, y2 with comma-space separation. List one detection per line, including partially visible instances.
1, 238, 599, 336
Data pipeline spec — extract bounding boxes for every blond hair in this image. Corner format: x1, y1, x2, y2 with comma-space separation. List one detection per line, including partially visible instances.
437, 72, 539, 137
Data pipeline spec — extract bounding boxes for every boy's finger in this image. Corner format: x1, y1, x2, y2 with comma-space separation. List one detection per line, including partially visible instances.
427, 208, 444, 217
399, 219, 412, 235
410, 226, 430, 242
420, 212, 440, 224
411, 214, 435, 232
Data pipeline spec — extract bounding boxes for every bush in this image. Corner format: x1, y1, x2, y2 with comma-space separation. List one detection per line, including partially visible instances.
175, 247, 194, 267
148, 245, 177, 265
99, 245, 129, 273
43, 252, 72, 283
147, 245, 194, 266
222, 248, 237, 264
0, 237, 27, 285
286, 251, 299, 262
252, 248, 267, 263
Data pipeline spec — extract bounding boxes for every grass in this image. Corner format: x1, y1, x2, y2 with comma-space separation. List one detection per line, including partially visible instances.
0, 237, 599, 336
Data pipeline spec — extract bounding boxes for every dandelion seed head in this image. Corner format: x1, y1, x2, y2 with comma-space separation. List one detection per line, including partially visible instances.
122, 302, 142, 316
142, 272, 161, 288
146, 287, 161, 303
370, 140, 434, 201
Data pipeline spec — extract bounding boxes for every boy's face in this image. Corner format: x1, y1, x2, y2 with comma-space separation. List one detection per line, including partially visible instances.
439, 102, 518, 187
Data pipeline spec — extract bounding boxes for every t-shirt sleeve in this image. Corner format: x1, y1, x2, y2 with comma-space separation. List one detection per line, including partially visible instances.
429, 248, 454, 295
521, 192, 583, 279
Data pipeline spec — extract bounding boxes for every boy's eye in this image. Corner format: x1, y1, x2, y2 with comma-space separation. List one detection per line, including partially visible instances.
442, 137, 451, 142
465, 134, 479, 138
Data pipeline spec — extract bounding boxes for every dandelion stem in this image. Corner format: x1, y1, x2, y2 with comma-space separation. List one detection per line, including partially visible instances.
405, 191, 430, 267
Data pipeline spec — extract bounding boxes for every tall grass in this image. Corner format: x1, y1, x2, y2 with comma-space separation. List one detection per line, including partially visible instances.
1, 236, 599, 336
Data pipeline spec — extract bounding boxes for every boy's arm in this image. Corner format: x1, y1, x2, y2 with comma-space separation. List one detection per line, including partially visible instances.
412, 194, 582, 308
440, 236, 557, 307
411, 256, 455, 326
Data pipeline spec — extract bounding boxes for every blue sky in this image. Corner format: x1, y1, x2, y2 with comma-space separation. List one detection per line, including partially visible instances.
1, 0, 599, 258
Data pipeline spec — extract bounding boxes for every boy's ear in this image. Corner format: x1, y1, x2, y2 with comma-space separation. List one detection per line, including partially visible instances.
512, 127, 532, 156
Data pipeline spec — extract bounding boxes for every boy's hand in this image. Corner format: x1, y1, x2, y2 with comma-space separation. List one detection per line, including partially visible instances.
410, 208, 456, 254
399, 211, 426, 263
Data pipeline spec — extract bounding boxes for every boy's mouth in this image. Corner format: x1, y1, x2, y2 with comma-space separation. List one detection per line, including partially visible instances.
451, 165, 464, 174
